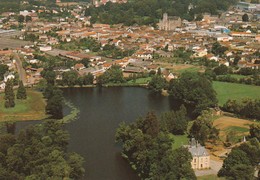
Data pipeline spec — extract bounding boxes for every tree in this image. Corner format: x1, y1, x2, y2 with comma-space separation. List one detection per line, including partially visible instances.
190, 110, 219, 145
213, 64, 229, 75
18, 15, 24, 23
62, 71, 78, 87
161, 105, 188, 135
25, 15, 32, 22
80, 58, 90, 68
218, 149, 252, 177
83, 73, 94, 85
4, 80, 15, 108
168, 72, 218, 115
242, 13, 249, 22
45, 87, 63, 119
211, 42, 228, 57
115, 111, 195, 179
0, 64, 8, 81
249, 124, 260, 141
16, 81, 27, 100
148, 75, 167, 93
97, 65, 125, 85
0, 120, 85, 179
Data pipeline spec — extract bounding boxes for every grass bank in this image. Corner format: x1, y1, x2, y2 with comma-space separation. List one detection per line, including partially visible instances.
0, 90, 47, 122
213, 81, 260, 106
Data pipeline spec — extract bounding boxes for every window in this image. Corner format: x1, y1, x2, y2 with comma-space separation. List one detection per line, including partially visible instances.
201, 164, 203, 168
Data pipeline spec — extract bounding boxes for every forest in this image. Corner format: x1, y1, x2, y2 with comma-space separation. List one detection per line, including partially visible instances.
85, 0, 238, 25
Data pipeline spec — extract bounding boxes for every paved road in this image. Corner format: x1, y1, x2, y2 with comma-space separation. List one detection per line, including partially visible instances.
13, 53, 27, 85
195, 160, 223, 177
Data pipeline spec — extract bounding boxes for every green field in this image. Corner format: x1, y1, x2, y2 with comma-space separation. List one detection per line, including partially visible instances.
169, 134, 189, 149
176, 66, 202, 74
217, 74, 248, 79
126, 77, 151, 85
0, 90, 47, 121
213, 81, 260, 105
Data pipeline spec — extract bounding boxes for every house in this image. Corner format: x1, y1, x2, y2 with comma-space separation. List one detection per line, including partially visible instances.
4, 72, 15, 82
185, 138, 210, 170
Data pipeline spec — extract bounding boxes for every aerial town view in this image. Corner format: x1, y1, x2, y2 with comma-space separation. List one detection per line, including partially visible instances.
0, 0, 259, 179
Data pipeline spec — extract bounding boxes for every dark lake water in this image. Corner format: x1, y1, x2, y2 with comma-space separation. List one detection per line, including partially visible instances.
16, 87, 178, 180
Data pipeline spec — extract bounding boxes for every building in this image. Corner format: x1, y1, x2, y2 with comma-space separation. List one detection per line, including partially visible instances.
236, 2, 257, 11
92, 0, 127, 7
158, 13, 182, 31
185, 138, 210, 170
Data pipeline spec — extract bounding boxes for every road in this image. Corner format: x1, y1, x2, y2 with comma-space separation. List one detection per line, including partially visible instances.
13, 53, 27, 85
195, 160, 223, 177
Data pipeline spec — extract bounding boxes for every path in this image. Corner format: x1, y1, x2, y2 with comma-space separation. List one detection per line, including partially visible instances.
13, 53, 27, 85
195, 160, 223, 177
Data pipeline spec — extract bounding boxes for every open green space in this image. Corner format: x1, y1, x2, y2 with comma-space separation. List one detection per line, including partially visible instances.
169, 134, 189, 149
217, 74, 248, 79
0, 90, 47, 121
213, 81, 260, 105
176, 66, 203, 74
126, 77, 151, 85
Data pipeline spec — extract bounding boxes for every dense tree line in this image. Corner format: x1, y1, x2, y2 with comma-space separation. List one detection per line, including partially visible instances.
189, 110, 219, 145
41, 66, 64, 119
0, 120, 85, 179
161, 105, 188, 135
168, 72, 218, 116
116, 112, 196, 179
16, 81, 27, 100
85, 0, 237, 25
0, 64, 9, 81
223, 99, 260, 121
148, 75, 167, 93
4, 80, 15, 108
218, 138, 260, 179
97, 65, 125, 85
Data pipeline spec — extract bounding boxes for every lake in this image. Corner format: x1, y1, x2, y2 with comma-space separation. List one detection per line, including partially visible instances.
17, 87, 176, 180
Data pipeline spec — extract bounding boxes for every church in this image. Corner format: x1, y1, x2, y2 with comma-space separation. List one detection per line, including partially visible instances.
158, 13, 182, 31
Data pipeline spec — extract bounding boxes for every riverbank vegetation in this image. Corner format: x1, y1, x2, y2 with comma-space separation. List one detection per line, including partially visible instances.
116, 111, 196, 179
0, 120, 85, 179
168, 72, 218, 116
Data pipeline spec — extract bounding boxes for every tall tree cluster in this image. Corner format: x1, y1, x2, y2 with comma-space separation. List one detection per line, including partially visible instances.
189, 110, 219, 145
218, 138, 260, 179
4, 80, 15, 108
16, 81, 27, 100
168, 72, 218, 116
116, 111, 196, 179
41, 66, 64, 119
85, 0, 237, 25
0, 120, 85, 179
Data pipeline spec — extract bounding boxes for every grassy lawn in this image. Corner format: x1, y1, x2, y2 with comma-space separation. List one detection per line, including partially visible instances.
126, 77, 151, 85
176, 66, 203, 74
198, 174, 225, 180
0, 90, 47, 122
213, 81, 260, 106
169, 134, 189, 149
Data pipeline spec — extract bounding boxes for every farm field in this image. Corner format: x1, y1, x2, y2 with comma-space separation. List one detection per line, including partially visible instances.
213, 116, 254, 142
0, 90, 47, 121
0, 37, 32, 49
213, 81, 260, 105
